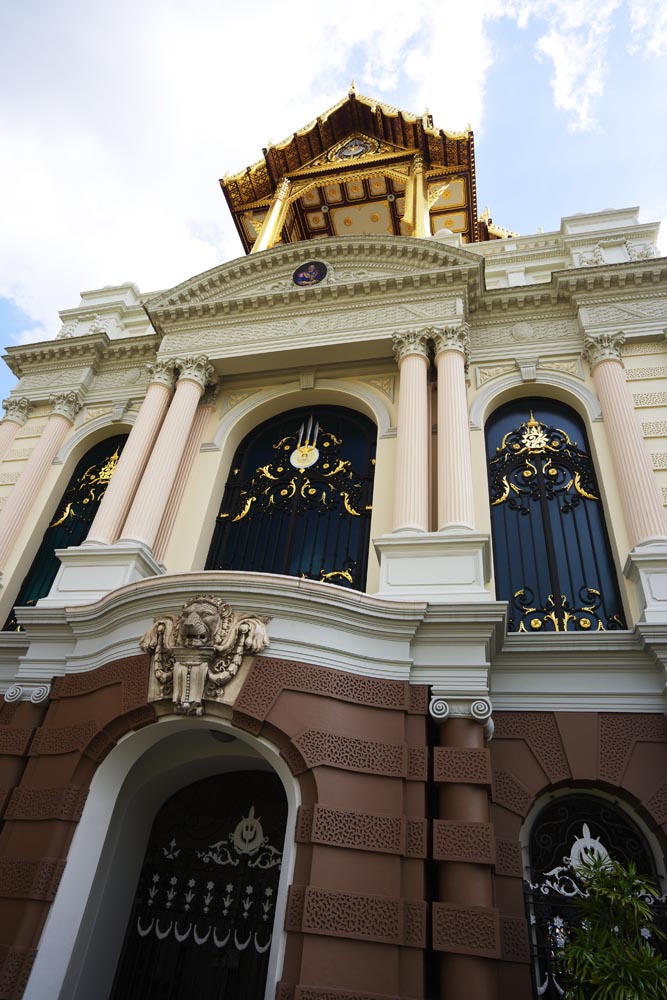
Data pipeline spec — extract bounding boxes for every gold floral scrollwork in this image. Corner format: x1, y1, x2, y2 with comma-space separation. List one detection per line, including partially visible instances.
141, 595, 270, 715
513, 587, 616, 633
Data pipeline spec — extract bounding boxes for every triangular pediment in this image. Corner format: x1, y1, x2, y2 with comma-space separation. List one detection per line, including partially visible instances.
145, 236, 483, 319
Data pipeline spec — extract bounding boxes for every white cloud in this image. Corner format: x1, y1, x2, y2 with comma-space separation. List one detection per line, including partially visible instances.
628, 0, 667, 55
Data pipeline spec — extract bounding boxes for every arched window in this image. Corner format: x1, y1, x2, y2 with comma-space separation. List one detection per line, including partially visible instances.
205, 406, 376, 590
4, 433, 127, 630
485, 399, 625, 632
526, 793, 666, 998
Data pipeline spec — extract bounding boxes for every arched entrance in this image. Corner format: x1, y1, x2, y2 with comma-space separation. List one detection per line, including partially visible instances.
110, 769, 287, 999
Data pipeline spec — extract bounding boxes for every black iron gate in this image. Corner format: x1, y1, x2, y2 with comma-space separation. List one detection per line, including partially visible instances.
110, 770, 287, 1000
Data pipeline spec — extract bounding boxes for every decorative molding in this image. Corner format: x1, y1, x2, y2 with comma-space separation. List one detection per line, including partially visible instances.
49, 391, 83, 422
469, 369, 603, 429
1, 396, 31, 426
582, 331, 626, 370
141, 595, 269, 716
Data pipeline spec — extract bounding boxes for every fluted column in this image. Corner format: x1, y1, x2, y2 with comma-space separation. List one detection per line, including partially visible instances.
433, 325, 474, 531
583, 332, 667, 549
0, 397, 31, 462
87, 361, 177, 545
120, 357, 217, 551
0, 392, 81, 569
392, 330, 430, 533
430, 695, 497, 1000
251, 177, 291, 254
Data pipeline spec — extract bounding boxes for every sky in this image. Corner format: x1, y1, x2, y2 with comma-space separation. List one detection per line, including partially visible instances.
1, 0, 666, 402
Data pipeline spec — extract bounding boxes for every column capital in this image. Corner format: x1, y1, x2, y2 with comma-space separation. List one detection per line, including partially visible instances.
392, 329, 430, 364
49, 391, 82, 423
146, 358, 178, 390
582, 331, 625, 370
412, 152, 424, 171
429, 694, 492, 723
173, 356, 218, 391
430, 324, 470, 362
2, 396, 31, 427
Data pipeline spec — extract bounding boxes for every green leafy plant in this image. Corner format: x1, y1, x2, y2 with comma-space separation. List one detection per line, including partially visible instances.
560, 854, 667, 999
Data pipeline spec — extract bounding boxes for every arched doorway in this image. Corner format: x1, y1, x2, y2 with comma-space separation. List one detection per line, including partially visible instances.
110, 769, 287, 999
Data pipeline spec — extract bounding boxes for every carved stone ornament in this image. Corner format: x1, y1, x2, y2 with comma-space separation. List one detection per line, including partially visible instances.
173, 355, 218, 390
146, 358, 178, 390
392, 329, 430, 364
140, 595, 269, 715
2, 396, 31, 426
578, 244, 606, 267
49, 391, 83, 422
625, 239, 658, 261
582, 331, 626, 370
430, 323, 470, 361
429, 696, 493, 723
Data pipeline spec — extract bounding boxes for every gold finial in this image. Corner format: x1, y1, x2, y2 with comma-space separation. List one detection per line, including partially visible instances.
527, 411, 538, 426
349, 80, 357, 95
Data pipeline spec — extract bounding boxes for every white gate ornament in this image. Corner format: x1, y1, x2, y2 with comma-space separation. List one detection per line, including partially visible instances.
141, 595, 269, 714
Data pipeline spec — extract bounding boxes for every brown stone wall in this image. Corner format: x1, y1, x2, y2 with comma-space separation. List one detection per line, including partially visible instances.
0, 655, 155, 1000
490, 711, 667, 1000
0, 654, 429, 1000
233, 657, 429, 1000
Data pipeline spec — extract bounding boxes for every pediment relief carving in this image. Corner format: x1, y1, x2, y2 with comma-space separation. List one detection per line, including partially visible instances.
145, 238, 482, 318
141, 595, 269, 716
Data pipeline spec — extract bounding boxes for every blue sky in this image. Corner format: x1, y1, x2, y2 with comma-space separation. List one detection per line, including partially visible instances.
1, 0, 666, 402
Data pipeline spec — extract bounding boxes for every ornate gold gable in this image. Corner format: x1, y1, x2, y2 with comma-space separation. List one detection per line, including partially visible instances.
221, 87, 506, 254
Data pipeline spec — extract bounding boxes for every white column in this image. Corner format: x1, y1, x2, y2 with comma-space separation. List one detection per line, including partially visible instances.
0, 397, 31, 462
392, 330, 430, 533
0, 392, 81, 570
433, 325, 474, 531
86, 361, 176, 545
583, 332, 667, 549
120, 356, 217, 551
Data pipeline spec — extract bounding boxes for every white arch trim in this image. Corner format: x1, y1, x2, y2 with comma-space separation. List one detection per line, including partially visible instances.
469, 371, 602, 430
25, 715, 300, 1000
54, 412, 137, 465
213, 377, 393, 451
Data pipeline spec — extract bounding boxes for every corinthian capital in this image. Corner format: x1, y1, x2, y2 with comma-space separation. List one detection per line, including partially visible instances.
430, 324, 470, 362
392, 329, 430, 364
582, 332, 625, 370
146, 358, 178, 390
174, 355, 218, 390
2, 396, 31, 426
49, 391, 82, 422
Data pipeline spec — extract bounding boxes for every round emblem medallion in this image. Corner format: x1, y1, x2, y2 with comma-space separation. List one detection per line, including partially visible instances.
292, 260, 327, 286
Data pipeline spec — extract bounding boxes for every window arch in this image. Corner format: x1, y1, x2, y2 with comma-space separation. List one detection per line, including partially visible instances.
205, 405, 376, 590
5, 433, 127, 630
485, 398, 625, 632
526, 792, 667, 998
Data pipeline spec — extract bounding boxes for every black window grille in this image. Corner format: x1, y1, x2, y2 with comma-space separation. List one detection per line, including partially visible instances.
485, 399, 625, 632
110, 770, 287, 1000
4, 434, 126, 630
525, 794, 667, 998
205, 406, 376, 590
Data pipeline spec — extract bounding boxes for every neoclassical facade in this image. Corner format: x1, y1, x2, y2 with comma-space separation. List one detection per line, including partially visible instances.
0, 92, 666, 1000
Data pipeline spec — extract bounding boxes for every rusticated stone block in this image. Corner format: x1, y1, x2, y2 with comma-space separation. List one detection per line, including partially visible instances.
82, 728, 116, 764
5, 785, 88, 822
405, 819, 428, 859
0, 728, 34, 756
434, 746, 491, 785
231, 710, 262, 736
0, 857, 65, 901
407, 746, 427, 781
295, 804, 427, 857
281, 743, 308, 776
408, 685, 429, 715
296, 989, 413, 1000
276, 985, 295, 1000
492, 771, 532, 817
289, 887, 425, 947
235, 658, 410, 724
293, 730, 413, 778
494, 838, 523, 878
29, 721, 98, 756
433, 820, 495, 864
493, 712, 570, 783
51, 655, 150, 713
432, 902, 501, 959
599, 714, 667, 785
0, 946, 36, 1000
645, 782, 667, 826
501, 915, 530, 963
